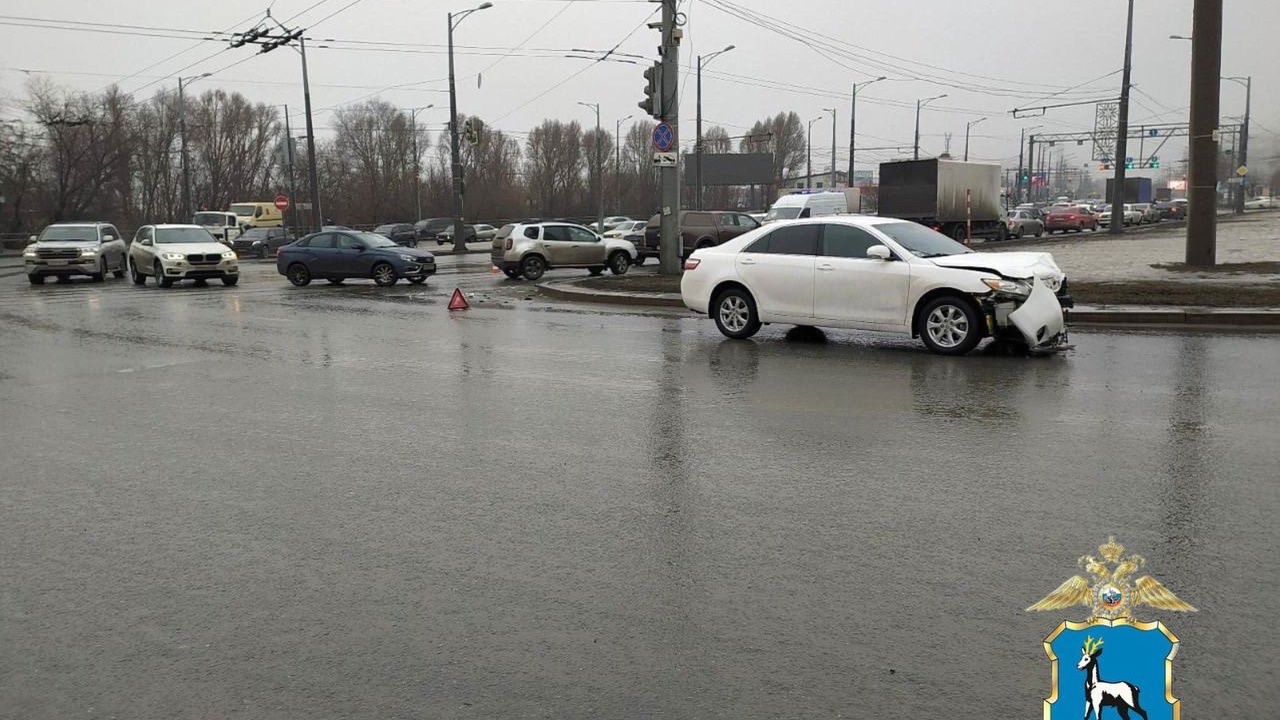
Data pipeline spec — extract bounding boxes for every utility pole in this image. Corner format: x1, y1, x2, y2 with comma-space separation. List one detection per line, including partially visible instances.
1027, 133, 1036, 202
615, 114, 630, 215
657, 0, 681, 276
824, 107, 836, 188
447, 2, 493, 253
1224, 75, 1250, 213
848, 76, 886, 212
1109, 0, 1136, 235
914, 94, 947, 160
807, 116, 822, 188
964, 117, 986, 162
579, 102, 602, 232
176, 74, 204, 221
1187, 0, 1222, 266
409, 105, 433, 221
283, 105, 299, 233
695, 45, 734, 211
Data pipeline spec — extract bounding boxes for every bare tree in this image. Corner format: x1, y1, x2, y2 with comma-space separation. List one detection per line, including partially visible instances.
741, 112, 805, 186
28, 80, 133, 222
188, 90, 279, 213
525, 119, 584, 218
620, 119, 659, 218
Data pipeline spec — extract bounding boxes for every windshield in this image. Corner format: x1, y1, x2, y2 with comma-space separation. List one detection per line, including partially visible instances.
765, 206, 802, 222
374, 225, 398, 234
39, 226, 97, 242
874, 221, 973, 258
230, 204, 257, 216
356, 232, 399, 248
194, 213, 231, 225
240, 228, 269, 239
155, 227, 217, 244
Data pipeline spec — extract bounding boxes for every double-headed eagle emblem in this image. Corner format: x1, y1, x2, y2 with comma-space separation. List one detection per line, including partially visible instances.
1027, 536, 1196, 620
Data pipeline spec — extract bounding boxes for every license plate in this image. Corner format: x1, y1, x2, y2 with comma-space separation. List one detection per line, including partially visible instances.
49, 260, 68, 266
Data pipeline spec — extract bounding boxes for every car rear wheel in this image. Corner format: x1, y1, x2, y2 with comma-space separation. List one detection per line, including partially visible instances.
287, 263, 311, 287
995, 224, 1009, 242
502, 268, 522, 279
258, 244, 268, 259
154, 261, 173, 288
713, 287, 761, 340
130, 259, 145, 285
919, 296, 982, 356
372, 262, 398, 286
633, 256, 646, 266
608, 251, 630, 275
111, 258, 125, 279
521, 255, 546, 281
222, 276, 239, 286
951, 226, 968, 243
588, 267, 604, 276
27, 274, 44, 285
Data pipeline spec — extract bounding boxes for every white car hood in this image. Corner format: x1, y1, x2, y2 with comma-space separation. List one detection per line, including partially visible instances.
154, 242, 231, 254
604, 237, 637, 255
930, 251, 1064, 284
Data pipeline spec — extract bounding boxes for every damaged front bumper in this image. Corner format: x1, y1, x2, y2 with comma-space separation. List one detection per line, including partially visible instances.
981, 277, 1072, 353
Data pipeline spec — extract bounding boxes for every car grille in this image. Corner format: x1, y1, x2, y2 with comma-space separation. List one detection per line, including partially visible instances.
36, 248, 81, 260
187, 253, 221, 264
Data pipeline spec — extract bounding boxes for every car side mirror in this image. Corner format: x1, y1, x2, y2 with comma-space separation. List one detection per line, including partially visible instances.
102, 235, 114, 242
866, 245, 891, 260
28, 235, 37, 243
140, 238, 153, 247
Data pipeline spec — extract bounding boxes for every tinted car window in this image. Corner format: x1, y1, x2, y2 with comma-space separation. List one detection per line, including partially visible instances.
521, 226, 539, 240
736, 214, 760, 229
875, 222, 972, 258
542, 226, 572, 242
821, 224, 881, 258
748, 224, 819, 255
308, 233, 335, 249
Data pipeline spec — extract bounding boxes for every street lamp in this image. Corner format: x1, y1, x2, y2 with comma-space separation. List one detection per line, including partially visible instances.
578, 101, 602, 232
823, 107, 837, 188
964, 117, 986, 162
615, 113, 631, 215
848, 75, 886, 208
914, 93, 947, 160
177, 72, 210, 221
695, 44, 734, 210
447, 1, 493, 252
408, 104, 435, 221
1222, 75, 1251, 214
807, 115, 823, 189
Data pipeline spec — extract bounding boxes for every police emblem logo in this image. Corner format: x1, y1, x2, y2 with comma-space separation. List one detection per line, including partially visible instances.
1028, 537, 1195, 720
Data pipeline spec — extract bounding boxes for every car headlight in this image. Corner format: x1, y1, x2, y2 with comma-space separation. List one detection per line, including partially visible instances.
399, 254, 416, 262
80, 247, 99, 256
23, 248, 36, 258
222, 251, 236, 259
982, 277, 1031, 297
162, 252, 185, 261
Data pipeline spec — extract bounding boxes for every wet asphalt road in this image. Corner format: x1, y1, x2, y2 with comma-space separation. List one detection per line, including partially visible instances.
1, 260, 1278, 719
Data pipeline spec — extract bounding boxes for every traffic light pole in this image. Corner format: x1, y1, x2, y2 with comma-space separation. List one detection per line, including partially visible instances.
1186, 0, 1222, 266
658, 0, 680, 276
1108, 0, 1135, 236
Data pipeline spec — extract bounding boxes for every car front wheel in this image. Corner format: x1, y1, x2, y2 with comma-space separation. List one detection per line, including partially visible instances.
919, 296, 982, 356
608, 251, 630, 275
258, 245, 268, 259
372, 262, 398, 286
713, 287, 761, 340
222, 276, 239, 286
27, 274, 44, 285
287, 263, 312, 287
154, 262, 173, 288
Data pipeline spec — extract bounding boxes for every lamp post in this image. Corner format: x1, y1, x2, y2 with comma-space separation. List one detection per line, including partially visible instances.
177, 73, 210, 221
578, 101, 602, 232
615, 113, 631, 215
848, 75, 885, 211
823, 107, 836, 188
914, 93, 948, 160
1223, 75, 1250, 214
1016, 124, 1042, 205
964, 117, 986, 162
448, 1, 493, 252
807, 116, 823, 189
695, 44, 734, 210
408, 104, 434, 221
278, 104, 299, 233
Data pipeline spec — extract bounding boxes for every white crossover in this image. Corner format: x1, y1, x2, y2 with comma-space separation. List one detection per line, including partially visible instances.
128, 224, 240, 288
680, 216, 1072, 355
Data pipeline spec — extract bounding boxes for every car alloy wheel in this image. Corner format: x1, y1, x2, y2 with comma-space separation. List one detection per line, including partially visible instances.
521, 255, 546, 281
92, 258, 106, 282
258, 244, 268, 259
713, 288, 761, 340
155, 261, 173, 288
920, 296, 982, 355
372, 263, 398, 286
287, 263, 311, 287
130, 259, 146, 285
609, 251, 630, 275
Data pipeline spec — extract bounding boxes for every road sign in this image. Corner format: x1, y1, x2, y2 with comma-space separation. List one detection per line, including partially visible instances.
1236, 165, 1248, 177
652, 151, 678, 167
652, 122, 674, 152
274, 194, 290, 211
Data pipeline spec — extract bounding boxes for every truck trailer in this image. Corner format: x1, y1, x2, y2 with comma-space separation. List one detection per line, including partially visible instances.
877, 159, 1006, 242
1105, 177, 1154, 204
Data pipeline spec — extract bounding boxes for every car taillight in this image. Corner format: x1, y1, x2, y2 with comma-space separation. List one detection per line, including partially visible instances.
683, 258, 700, 270
504, 238, 512, 250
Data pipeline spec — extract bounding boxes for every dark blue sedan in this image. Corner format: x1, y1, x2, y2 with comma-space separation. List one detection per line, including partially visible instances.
276, 230, 436, 287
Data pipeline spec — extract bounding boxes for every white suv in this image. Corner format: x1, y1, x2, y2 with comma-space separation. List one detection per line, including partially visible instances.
491, 222, 637, 281
24, 222, 127, 285
128, 224, 240, 287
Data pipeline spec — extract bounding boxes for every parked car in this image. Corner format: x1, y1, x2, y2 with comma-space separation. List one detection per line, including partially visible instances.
194, 211, 242, 245
277, 230, 436, 287
1006, 210, 1044, 239
414, 217, 456, 244
127, 224, 239, 287
232, 227, 295, 258
1097, 204, 1142, 227
437, 224, 478, 243
373, 223, 419, 247
473, 224, 498, 241
764, 191, 847, 224
680, 216, 1071, 355
1044, 205, 1098, 234
490, 222, 637, 281
639, 210, 761, 261
603, 220, 648, 239
23, 221, 128, 285
1244, 196, 1275, 210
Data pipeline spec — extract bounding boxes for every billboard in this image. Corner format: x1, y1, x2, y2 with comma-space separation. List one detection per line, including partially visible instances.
684, 153, 774, 186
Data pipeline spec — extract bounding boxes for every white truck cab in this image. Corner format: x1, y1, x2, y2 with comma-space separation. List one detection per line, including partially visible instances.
194, 211, 242, 245
763, 191, 848, 224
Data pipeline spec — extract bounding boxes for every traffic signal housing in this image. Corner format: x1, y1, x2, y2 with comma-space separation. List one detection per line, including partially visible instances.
639, 62, 663, 119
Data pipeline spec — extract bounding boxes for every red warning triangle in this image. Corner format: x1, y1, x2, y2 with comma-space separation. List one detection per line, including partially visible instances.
448, 288, 469, 311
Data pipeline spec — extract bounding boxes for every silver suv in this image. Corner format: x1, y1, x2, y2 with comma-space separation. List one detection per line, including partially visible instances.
491, 222, 637, 281
24, 222, 128, 285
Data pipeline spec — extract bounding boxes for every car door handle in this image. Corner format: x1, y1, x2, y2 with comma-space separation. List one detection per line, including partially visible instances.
740, 258, 756, 265
817, 264, 834, 271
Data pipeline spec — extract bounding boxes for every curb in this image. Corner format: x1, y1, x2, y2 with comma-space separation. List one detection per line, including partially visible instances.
1069, 307, 1280, 329
537, 278, 684, 307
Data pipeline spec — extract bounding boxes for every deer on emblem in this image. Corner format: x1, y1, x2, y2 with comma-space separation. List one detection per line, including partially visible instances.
1077, 636, 1148, 720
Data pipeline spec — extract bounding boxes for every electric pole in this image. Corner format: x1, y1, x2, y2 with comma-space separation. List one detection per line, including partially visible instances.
914, 94, 947, 161
848, 76, 885, 212
579, 102, 602, 232
964, 117, 986, 162
825, 107, 836, 188
1109, 0, 1135, 235
1186, 0, 1222, 266
695, 45, 733, 211
283, 104, 299, 233
177, 74, 208, 221
447, 3, 493, 253
1224, 75, 1250, 214
659, 0, 680, 275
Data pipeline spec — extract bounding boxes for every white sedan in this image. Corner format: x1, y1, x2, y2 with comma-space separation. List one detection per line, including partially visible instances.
603, 220, 647, 239
1244, 196, 1275, 210
680, 216, 1071, 355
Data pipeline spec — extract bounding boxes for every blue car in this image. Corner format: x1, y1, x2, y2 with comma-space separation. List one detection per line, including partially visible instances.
277, 230, 436, 287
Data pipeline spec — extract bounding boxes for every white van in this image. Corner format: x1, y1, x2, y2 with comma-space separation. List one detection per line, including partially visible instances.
763, 191, 848, 224
193, 211, 242, 245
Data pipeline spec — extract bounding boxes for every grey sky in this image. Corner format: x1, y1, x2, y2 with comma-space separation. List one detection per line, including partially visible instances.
3, 0, 1275, 178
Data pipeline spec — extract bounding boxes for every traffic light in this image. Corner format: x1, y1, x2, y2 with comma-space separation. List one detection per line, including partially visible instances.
1148, 156, 1160, 169
1124, 157, 1135, 169
639, 62, 663, 119
1020, 169, 1029, 183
